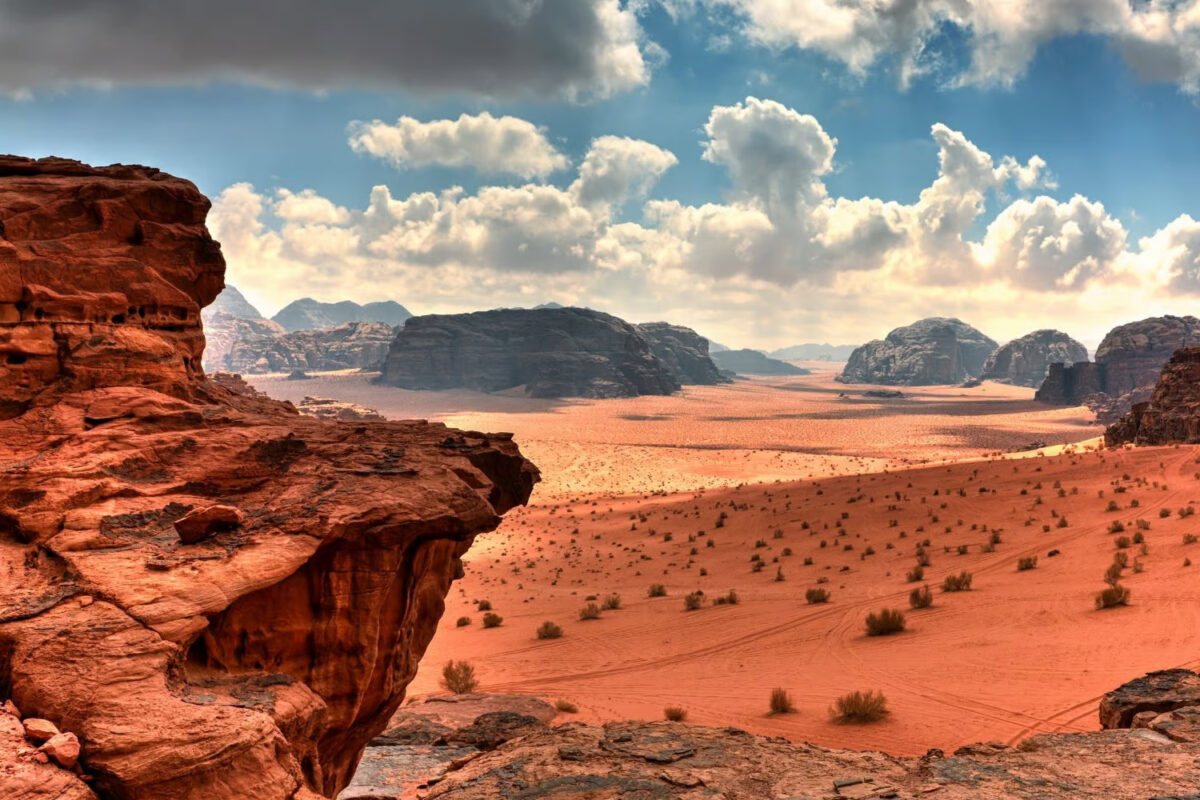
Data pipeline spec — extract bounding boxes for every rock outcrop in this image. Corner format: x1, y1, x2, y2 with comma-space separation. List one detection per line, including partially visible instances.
1037, 316, 1200, 418
980, 329, 1088, 387
205, 284, 265, 320
392, 670, 1200, 800
218, 321, 396, 374
201, 312, 287, 373
377, 308, 681, 399
272, 298, 411, 332
711, 348, 810, 376
634, 322, 728, 385
1105, 347, 1200, 445
837, 318, 997, 386
0, 156, 537, 800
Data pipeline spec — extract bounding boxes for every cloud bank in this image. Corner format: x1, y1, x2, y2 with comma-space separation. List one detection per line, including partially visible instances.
211, 100, 1200, 349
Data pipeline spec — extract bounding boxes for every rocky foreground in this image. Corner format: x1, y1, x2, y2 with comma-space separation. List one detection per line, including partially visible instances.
0, 156, 537, 800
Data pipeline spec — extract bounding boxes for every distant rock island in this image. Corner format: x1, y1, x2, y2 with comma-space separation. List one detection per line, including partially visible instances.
838, 317, 997, 386
768, 342, 859, 361
377, 307, 693, 398
711, 348, 810, 376
636, 322, 730, 385
1037, 315, 1200, 419
272, 296, 412, 331
980, 329, 1088, 387
202, 285, 406, 373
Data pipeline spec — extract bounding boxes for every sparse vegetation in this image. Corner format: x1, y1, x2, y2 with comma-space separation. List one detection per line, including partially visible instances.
602, 593, 622, 610
1017, 556, 1038, 571
537, 621, 564, 639
664, 706, 687, 721
482, 612, 503, 628
806, 587, 831, 604
441, 660, 478, 694
831, 690, 889, 723
554, 699, 578, 713
579, 602, 602, 620
769, 687, 795, 715
684, 592, 703, 611
456, 616, 471, 627
909, 585, 933, 609
941, 571, 973, 592
648, 583, 667, 598
865, 608, 906, 636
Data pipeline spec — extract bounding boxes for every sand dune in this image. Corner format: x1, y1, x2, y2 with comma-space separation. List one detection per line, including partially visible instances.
244, 372, 1200, 755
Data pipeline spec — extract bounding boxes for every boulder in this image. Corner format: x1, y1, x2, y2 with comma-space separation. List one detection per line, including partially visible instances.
294, 396, 385, 422
40, 732, 81, 769
710, 349, 809, 376
1099, 669, 1200, 729
837, 318, 997, 386
0, 156, 538, 800
22, 718, 59, 743
634, 322, 728, 385
377, 308, 680, 399
980, 329, 1088, 387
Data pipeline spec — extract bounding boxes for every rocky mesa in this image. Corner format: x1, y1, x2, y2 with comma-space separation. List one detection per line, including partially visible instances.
376, 307, 684, 399
837, 318, 997, 386
979, 329, 1088, 387
0, 156, 537, 800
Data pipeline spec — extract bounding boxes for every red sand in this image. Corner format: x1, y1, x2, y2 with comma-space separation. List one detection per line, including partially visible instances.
246, 372, 1200, 755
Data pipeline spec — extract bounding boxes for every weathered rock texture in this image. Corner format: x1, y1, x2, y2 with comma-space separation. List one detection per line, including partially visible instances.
634, 322, 728, 385
837, 318, 997, 386
980, 329, 1088, 387
711, 348, 809, 376
216, 321, 396, 375
201, 312, 287, 373
409, 670, 1200, 800
205, 284, 264, 320
0, 156, 537, 800
272, 298, 411, 332
1105, 347, 1200, 445
378, 308, 681, 399
1037, 315, 1200, 419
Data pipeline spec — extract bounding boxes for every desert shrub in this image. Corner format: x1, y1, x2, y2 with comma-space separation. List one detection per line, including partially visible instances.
909, 585, 933, 609
1096, 584, 1131, 609
721, 589, 739, 605
1161, 508, 1173, 518
1106, 500, 1120, 512
1109, 520, 1126, 534
441, 660, 478, 693
554, 699, 578, 713
684, 592, 703, 611
579, 603, 602, 621
1115, 536, 1132, 549
482, 612, 503, 628
1184, 533, 1198, 545
476, 599, 492, 611
664, 706, 687, 721
1017, 556, 1038, 571
602, 593, 622, 610
865, 608, 906, 636
751, 560, 765, 573
956, 544, 969, 555
942, 571, 973, 592
1057, 516, 1069, 528
769, 687, 795, 715
905, 566, 925, 583
831, 690, 889, 723
806, 587, 830, 604
455, 616, 471, 627
648, 583, 667, 597
537, 621, 564, 639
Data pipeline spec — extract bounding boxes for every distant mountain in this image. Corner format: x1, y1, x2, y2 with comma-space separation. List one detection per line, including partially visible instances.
272, 298, 412, 332
205, 284, 263, 321
711, 349, 810, 376
768, 343, 858, 361
708, 339, 730, 353
534, 302, 565, 310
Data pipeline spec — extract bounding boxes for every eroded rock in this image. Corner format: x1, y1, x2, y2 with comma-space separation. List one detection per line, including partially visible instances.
838, 318, 997, 386
1105, 348, 1200, 445
980, 329, 1088, 387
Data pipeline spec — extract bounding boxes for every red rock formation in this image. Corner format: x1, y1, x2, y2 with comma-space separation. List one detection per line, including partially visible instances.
0, 157, 538, 800
1105, 347, 1200, 445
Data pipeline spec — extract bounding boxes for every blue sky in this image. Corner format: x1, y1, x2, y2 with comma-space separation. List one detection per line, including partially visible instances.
2, 1, 1199, 348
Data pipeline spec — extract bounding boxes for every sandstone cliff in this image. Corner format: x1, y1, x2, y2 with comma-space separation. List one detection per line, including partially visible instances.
980, 329, 1088, 387
1036, 315, 1200, 418
837, 318, 997, 386
377, 307, 681, 398
0, 156, 537, 800
635, 322, 729, 385
218, 320, 396, 374
1105, 347, 1200, 445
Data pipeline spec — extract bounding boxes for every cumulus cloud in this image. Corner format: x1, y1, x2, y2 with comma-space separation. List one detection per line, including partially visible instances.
212, 97, 1200, 351
0, 0, 654, 100
348, 113, 569, 179
697, 0, 1200, 93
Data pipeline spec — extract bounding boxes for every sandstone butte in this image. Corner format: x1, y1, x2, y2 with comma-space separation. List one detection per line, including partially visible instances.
0, 156, 538, 800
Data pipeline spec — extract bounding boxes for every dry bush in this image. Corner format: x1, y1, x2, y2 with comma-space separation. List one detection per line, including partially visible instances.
579, 603, 602, 621
455, 616, 471, 627
1017, 556, 1038, 571
942, 571, 973, 592
664, 706, 687, 721
602, 593, 622, 610
554, 699, 578, 713
831, 690, 889, 723
482, 612, 503, 628
769, 687, 795, 715
806, 587, 831, 604
684, 592, 703, 611
865, 608, 906, 636
905, 566, 924, 582
648, 583, 667, 597
441, 660, 478, 694
909, 585, 933, 609
1096, 584, 1131, 609
536, 621, 564, 639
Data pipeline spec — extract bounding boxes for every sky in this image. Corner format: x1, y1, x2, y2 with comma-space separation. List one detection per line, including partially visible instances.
2, 1, 1200, 351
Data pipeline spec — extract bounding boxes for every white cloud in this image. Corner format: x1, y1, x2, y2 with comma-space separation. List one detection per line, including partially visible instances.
348, 112, 569, 179
211, 98, 1200, 351
697, 0, 1200, 93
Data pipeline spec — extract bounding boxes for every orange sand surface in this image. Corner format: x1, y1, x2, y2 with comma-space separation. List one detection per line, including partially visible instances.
245, 373, 1200, 755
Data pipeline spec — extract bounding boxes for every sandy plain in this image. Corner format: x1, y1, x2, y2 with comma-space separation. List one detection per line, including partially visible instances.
248, 368, 1200, 755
